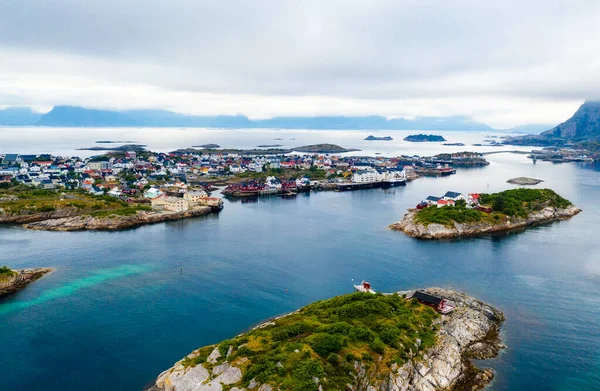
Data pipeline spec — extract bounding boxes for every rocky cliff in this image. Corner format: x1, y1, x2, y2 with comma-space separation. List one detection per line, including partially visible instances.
0, 268, 53, 296
146, 288, 504, 391
390, 205, 581, 239
541, 101, 600, 140
22, 207, 215, 231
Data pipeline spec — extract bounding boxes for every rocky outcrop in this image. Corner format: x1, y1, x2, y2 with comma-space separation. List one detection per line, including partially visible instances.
389, 288, 505, 391
23, 207, 215, 231
390, 205, 581, 239
0, 206, 81, 224
146, 288, 504, 391
507, 177, 544, 185
0, 268, 53, 296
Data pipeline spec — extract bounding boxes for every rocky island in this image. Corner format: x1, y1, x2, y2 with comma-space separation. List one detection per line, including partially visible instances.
390, 188, 580, 239
147, 288, 504, 391
192, 144, 221, 149
0, 187, 222, 232
291, 144, 360, 153
507, 177, 544, 185
0, 266, 53, 296
364, 135, 393, 141
404, 134, 446, 142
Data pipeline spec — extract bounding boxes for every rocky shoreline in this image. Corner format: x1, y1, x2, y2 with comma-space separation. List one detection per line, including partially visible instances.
0, 268, 54, 296
20, 207, 217, 231
389, 205, 581, 239
146, 288, 504, 391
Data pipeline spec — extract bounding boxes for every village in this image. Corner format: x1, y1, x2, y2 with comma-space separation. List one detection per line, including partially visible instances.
0, 149, 489, 206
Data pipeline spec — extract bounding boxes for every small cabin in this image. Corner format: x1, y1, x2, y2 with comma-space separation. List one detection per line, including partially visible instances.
353, 280, 375, 294
410, 290, 455, 314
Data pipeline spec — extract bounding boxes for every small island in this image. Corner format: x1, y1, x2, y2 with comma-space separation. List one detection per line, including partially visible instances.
404, 134, 447, 142
507, 177, 544, 185
95, 140, 138, 144
292, 144, 360, 153
443, 142, 465, 146
390, 188, 580, 239
0, 266, 53, 296
364, 135, 393, 141
147, 288, 504, 391
0, 187, 222, 231
257, 144, 283, 148
191, 144, 221, 149
77, 144, 147, 151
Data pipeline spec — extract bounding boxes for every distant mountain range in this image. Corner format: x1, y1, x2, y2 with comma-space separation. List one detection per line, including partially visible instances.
0, 105, 551, 132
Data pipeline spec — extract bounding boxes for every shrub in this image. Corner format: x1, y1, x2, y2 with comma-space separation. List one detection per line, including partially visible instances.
369, 338, 386, 354
309, 334, 345, 357
379, 325, 401, 346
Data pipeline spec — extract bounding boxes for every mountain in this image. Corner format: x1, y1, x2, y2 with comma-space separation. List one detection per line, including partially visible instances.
541, 101, 600, 140
0, 107, 42, 125
2, 105, 506, 130
37, 106, 139, 127
124, 110, 253, 128
503, 123, 557, 134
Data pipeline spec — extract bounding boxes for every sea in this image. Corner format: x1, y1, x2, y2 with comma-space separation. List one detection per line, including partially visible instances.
0, 127, 599, 391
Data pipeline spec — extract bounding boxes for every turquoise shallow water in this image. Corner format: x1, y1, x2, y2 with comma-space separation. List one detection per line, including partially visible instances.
1, 153, 599, 390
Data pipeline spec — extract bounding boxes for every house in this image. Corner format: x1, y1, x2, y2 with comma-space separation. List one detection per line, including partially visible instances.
409, 290, 455, 314
87, 161, 113, 171
144, 188, 163, 199
468, 193, 480, 205
352, 170, 378, 183
437, 199, 455, 208
2, 154, 20, 165
425, 195, 441, 205
183, 190, 208, 203
442, 191, 466, 201
151, 194, 167, 209
164, 196, 189, 212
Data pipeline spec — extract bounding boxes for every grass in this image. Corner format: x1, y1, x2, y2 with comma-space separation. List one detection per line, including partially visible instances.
414, 188, 573, 227
0, 266, 16, 282
0, 186, 150, 218
181, 292, 439, 391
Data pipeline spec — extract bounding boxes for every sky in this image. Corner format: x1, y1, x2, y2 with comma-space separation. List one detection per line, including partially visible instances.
1, 0, 599, 128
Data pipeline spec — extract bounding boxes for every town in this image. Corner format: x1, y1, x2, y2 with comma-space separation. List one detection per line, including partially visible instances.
0, 149, 490, 205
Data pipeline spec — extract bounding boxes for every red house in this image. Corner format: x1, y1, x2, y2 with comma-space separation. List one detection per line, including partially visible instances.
410, 290, 455, 314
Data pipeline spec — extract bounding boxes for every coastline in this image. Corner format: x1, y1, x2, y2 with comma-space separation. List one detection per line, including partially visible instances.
18, 206, 219, 231
0, 268, 54, 297
146, 288, 505, 391
390, 205, 581, 239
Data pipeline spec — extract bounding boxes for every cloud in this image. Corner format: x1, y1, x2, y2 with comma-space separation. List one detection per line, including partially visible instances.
1, 0, 599, 127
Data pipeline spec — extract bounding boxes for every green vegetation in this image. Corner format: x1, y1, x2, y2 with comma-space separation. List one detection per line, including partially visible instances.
415, 203, 485, 226
0, 185, 151, 218
479, 188, 571, 218
0, 266, 16, 282
182, 292, 439, 390
414, 188, 573, 227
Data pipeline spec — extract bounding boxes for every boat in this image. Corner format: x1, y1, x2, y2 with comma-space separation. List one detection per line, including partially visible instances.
353, 280, 375, 294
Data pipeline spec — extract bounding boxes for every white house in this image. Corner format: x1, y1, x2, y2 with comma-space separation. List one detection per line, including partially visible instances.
352, 170, 378, 183
442, 191, 467, 202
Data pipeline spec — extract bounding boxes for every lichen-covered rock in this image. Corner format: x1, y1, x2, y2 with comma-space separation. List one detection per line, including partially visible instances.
390, 205, 581, 239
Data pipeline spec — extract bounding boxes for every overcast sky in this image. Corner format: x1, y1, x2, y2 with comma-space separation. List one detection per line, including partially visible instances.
1, 0, 599, 127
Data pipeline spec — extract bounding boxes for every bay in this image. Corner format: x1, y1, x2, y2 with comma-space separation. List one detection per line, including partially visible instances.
0, 128, 599, 390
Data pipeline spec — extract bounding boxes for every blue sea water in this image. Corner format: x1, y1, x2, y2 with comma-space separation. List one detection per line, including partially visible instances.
1, 146, 600, 390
